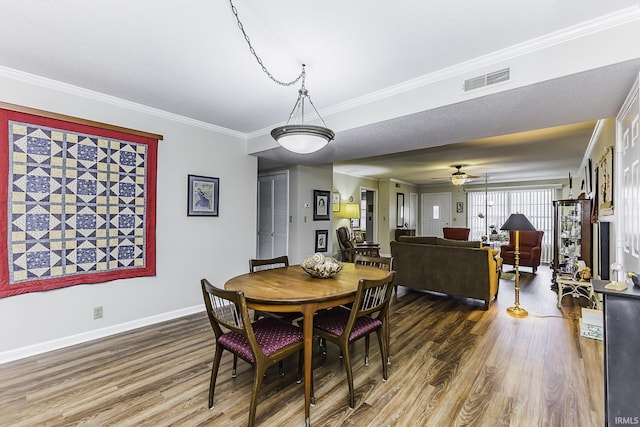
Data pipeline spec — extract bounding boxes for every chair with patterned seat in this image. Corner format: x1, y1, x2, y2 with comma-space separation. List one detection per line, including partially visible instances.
313, 271, 395, 408
353, 254, 394, 364
200, 279, 305, 427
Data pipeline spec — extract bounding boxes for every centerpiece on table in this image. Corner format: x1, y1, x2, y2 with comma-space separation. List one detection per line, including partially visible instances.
301, 253, 343, 278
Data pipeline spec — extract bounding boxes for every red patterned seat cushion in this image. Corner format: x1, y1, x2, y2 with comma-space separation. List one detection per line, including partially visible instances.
314, 307, 382, 342
218, 317, 303, 363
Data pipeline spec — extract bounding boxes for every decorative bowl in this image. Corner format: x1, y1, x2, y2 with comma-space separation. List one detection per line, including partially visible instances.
301, 254, 343, 278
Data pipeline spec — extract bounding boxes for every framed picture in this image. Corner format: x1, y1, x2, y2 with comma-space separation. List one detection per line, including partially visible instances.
332, 192, 341, 212
396, 193, 405, 227
598, 146, 613, 216
313, 190, 330, 221
315, 230, 328, 252
187, 174, 219, 216
456, 201, 464, 213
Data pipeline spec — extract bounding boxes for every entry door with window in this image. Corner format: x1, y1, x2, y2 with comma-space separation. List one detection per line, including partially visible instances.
257, 171, 288, 259
421, 192, 452, 237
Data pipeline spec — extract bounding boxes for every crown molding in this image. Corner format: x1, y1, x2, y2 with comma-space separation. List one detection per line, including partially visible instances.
0, 65, 246, 139
321, 6, 640, 117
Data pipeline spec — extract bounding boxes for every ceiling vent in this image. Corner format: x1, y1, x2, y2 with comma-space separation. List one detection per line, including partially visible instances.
463, 68, 510, 92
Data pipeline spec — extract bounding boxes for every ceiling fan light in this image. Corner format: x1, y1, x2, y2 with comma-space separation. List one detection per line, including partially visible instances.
451, 173, 467, 186
271, 124, 335, 154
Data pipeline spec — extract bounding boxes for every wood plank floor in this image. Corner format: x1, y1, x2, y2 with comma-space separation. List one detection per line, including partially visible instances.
0, 266, 603, 426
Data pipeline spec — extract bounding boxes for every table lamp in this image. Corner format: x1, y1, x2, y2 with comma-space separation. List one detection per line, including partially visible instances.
340, 203, 361, 233
500, 213, 536, 318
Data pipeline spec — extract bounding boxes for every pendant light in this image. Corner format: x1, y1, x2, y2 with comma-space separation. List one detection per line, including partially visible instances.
228, 1, 334, 154
270, 66, 335, 154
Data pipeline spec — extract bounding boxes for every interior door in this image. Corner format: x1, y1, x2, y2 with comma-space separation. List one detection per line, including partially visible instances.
421, 192, 452, 237
617, 74, 640, 275
257, 171, 288, 259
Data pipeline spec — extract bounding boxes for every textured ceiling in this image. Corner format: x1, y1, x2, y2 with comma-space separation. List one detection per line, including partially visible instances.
1, 1, 640, 184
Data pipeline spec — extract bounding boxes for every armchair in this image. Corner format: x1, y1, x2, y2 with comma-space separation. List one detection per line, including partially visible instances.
501, 230, 544, 273
443, 227, 470, 241
336, 226, 379, 262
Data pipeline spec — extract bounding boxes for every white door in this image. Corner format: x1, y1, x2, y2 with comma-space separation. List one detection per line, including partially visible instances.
257, 171, 289, 259
617, 74, 640, 275
421, 192, 452, 237
409, 192, 418, 232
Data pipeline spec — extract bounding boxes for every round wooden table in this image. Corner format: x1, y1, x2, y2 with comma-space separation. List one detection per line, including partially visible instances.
225, 262, 389, 426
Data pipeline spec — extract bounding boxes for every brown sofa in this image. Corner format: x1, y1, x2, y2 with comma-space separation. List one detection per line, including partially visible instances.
390, 236, 502, 309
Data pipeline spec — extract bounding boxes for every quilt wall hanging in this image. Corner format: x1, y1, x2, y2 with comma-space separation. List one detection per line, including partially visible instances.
0, 103, 162, 298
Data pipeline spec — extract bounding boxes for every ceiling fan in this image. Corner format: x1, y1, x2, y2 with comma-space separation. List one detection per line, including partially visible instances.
432, 165, 481, 186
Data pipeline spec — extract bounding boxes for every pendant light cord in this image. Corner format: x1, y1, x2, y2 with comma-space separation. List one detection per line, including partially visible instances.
228, 0, 304, 87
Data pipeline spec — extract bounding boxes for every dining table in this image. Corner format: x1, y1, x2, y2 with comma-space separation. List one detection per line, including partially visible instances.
224, 262, 390, 426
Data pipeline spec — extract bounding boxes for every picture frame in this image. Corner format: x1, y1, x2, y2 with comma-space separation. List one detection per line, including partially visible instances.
598, 146, 614, 216
396, 193, 405, 227
315, 230, 328, 252
313, 190, 330, 221
187, 174, 219, 216
456, 201, 464, 213
585, 158, 593, 196
332, 192, 341, 212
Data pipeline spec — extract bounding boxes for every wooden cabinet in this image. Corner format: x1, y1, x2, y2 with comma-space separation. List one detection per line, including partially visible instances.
395, 229, 415, 240
593, 280, 640, 425
552, 199, 592, 283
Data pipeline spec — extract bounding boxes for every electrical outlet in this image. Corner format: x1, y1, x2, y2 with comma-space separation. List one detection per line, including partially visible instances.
93, 306, 103, 319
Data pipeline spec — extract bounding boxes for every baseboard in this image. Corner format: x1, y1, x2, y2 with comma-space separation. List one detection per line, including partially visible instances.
0, 304, 205, 365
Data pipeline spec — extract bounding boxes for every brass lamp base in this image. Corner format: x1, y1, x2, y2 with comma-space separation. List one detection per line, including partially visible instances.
506, 306, 528, 318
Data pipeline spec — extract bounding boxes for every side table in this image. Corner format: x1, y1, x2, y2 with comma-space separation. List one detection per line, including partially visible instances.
555, 277, 599, 309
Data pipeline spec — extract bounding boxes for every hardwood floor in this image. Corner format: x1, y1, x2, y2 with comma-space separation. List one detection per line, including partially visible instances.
0, 266, 603, 426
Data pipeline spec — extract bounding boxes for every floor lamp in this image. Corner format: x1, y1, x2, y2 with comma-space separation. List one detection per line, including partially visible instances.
500, 213, 536, 318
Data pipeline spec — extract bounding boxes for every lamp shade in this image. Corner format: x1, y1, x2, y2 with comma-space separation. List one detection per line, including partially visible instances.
500, 213, 536, 231
339, 203, 360, 219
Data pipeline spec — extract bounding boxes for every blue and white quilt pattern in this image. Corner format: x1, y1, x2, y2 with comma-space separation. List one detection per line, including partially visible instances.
8, 121, 148, 284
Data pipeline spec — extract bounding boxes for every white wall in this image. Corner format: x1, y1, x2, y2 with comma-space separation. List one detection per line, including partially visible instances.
288, 164, 333, 265
0, 73, 257, 363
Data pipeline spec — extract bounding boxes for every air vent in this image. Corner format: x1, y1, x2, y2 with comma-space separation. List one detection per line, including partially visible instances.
463, 68, 511, 92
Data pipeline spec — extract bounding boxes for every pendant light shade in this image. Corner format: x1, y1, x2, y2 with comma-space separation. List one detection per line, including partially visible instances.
271, 124, 335, 154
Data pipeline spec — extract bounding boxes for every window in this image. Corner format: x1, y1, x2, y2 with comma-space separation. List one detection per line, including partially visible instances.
467, 188, 554, 263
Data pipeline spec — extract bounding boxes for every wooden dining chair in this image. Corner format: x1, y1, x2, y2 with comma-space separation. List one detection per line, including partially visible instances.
312, 271, 395, 408
353, 254, 394, 364
353, 254, 392, 271
249, 256, 301, 376
249, 256, 302, 323
200, 279, 305, 427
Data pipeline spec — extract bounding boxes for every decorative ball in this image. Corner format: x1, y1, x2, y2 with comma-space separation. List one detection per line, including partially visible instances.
301, 253, 343, 278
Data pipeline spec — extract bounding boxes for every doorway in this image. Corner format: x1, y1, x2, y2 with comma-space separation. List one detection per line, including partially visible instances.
360, 188, 377, 242
257, 170, 289, 259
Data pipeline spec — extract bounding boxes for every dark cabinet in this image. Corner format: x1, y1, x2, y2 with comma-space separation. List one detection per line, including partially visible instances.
593, 281, 640, 425
552, 199, 592, 283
